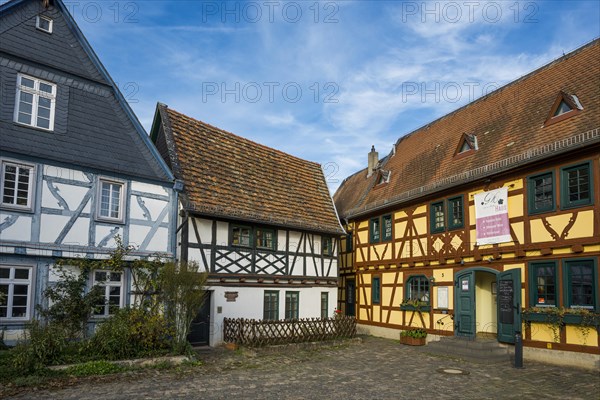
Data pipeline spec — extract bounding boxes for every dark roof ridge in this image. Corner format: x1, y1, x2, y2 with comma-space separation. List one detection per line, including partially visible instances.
392, 37, 600, 148
164, 105, 322, 168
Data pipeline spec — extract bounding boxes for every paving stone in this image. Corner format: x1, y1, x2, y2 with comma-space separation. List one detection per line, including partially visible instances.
5, 336, 600, 399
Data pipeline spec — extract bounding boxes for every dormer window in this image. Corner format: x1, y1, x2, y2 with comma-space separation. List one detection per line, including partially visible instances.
545, 91, 582, 127
454, 133, 478, 159
377, 170, 390, 185
36, 15, 53, 33
554, 100, 572, 117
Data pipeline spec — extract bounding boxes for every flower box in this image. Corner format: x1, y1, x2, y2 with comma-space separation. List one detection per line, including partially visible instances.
400, 304, 431, 312
400, 336, 426, 346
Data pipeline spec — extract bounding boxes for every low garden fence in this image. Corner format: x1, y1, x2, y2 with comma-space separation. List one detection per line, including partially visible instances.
223, 316, 356, 347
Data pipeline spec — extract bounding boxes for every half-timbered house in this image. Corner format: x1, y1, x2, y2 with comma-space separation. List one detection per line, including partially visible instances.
0, 0, 177, 342
150, 104, 343, 346
334, 39, 599, 369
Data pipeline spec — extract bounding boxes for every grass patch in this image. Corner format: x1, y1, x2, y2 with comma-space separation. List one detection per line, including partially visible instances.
65, 360, 126, 377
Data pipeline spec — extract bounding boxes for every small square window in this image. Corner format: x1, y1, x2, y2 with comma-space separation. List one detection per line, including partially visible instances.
430, 201, 445, 233
285, 291, 299, 320
14, 74, 56, 131
561, 162, 592, 209
263, 290, 279, 320
448, 196, 464, 230
322, 237, 333, 256
372, 276, 381, 304
370, 218, 380, 243
256, 228, 275, 250
1, 160, 35, 211
36, 15, 53, 33
382, 215, 393, 241
0, 265, 33, 320
231, 225, 252, 247
96, 178, 126, 222
564, 259, 596, 310
407, 276, 430, 304
529, 262, 557, 307
528, 172, 555, 214
93, 270, 123, 317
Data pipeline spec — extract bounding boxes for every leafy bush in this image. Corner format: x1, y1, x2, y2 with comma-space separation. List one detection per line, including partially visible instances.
87, 308, 174, 360
11, 321, 70, 373
37, 264, 103, 339
65, 360, 125, 377
160, 262, 207, 353
400, 328, 427, 339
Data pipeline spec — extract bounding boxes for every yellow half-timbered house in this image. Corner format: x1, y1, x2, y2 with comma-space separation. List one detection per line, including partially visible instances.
334, 39, 599, 369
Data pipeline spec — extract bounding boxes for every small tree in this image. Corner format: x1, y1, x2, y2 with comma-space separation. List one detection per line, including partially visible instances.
37, 262, 103, 339
160, 261, 208, 353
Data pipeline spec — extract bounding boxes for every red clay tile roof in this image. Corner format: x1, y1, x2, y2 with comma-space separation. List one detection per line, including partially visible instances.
156, 105, 343, 234
335, 39, 600, 218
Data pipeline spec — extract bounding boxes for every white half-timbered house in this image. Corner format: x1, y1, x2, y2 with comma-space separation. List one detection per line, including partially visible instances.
150, 104, 344, 346
0, 0, 177, 342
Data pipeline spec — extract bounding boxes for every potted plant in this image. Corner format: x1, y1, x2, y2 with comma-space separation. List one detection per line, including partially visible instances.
522, 307, 600, 344
400, 328, 427, 346
400, 299, 431, 312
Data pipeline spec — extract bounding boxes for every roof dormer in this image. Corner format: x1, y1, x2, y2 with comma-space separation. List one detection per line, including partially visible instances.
544, 91, 583, 127
454, 133, 478, 159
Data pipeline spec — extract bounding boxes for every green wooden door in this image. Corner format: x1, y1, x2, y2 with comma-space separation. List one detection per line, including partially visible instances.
497, 269, 522, 343
455, 271, 475, 337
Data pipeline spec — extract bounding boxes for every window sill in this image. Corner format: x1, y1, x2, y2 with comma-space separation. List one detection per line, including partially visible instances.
94, 217, 126, 225
13, 121, 55, 133
0, 205, 34, 214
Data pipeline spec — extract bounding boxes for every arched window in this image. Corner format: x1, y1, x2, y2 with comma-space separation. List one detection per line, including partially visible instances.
406, 275, 430, 304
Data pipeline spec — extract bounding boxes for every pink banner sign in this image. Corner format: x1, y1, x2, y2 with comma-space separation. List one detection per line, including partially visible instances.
474, 187, 511, 245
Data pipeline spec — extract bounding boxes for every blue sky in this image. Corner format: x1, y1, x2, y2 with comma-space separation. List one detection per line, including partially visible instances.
63, 0, 599, 192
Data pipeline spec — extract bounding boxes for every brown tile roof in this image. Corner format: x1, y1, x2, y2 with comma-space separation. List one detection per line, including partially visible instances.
335, 39, 600, 218
155, 105, 343, 235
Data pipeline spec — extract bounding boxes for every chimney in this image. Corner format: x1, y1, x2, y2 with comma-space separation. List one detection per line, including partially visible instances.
367, 145, 378, 177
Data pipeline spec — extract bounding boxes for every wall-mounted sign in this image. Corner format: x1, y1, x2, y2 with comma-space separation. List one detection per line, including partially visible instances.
474, 187, 511, 245
437, 287, 449, 309
224, 291, 238, 302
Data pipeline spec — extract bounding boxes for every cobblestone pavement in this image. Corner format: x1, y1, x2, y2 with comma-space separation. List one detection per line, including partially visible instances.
6, 336, 600, 400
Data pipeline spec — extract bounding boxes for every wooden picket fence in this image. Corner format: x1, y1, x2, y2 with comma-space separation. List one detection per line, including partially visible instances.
223, 316, 356, 347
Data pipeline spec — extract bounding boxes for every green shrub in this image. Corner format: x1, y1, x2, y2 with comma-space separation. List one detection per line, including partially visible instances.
87, 308, 174, 360
11, 321, 70, 373
65, 360, 125, 377
400, 328, 427, 339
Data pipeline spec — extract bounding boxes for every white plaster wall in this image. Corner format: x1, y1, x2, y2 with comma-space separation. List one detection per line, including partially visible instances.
94, 225, 120, 248
62, 217, 90, 246
215, 221, 228, 247
0, 212, 31, 241
43, 165, 89, 182
289, 256, 304, 276
288, 231, 302, 253
146, 226, 169, 252
41, 182, 89, 211
130, 181, 167, 195
129, 197, 168, 222
39, 214, 70, 243
209, 285, 338, 345
277, 230, 287, 251
128, 225, 151, 248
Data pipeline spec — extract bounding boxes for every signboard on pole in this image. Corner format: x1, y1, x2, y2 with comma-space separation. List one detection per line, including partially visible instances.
474, 187, 511, 245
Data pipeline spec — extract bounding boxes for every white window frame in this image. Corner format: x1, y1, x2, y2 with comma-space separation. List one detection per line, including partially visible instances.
96, 177, 127, 223
14, 74, 57, 131
0, 159, 36, 211
36, 15, 53, 33
92, 270, 124, 317
0, 265, 33, 321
